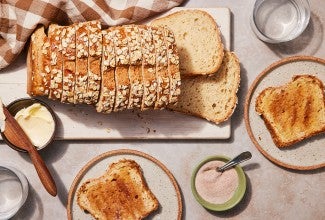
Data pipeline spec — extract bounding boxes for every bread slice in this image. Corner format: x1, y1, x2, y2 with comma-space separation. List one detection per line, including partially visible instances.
84, 21, 102, 105
96, 29, 116, 113
168, 51, 240, 124
61, 25, 76, 103
74, 21, 89, 104
77, 159, 159, 220
124, 25, 144, 109
48, 24, 64, 100
255, 75, 325, 148
27, 26, 51, 96
162, 27, 181, 105
151, 9, 224, 76
111, 26, 131, 112
139, 25, 157, 110
151, 26, 170, 109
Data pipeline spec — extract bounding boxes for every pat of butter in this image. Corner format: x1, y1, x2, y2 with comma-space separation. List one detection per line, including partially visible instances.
0, 98, 6, 132
14, 103, 55, 149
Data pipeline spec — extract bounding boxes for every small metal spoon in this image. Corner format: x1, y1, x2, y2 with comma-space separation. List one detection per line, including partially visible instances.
217, 151, 252, 172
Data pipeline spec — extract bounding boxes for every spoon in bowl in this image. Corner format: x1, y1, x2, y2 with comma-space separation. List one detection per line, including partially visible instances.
217, 151, 252, 172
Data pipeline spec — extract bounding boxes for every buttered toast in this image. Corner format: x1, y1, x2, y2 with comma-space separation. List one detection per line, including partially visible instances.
255, 75, 325, 148
77, 159, 159, 220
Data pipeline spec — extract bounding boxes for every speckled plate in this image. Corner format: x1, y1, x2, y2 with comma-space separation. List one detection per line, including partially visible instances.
245, 56, 325, 170
67, 149, 182, 219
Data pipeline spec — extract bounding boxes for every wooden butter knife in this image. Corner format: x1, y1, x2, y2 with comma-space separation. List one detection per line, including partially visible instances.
2, 104, 57, 196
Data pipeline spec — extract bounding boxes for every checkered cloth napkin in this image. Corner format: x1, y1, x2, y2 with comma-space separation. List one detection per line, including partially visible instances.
0, 0, 183, 70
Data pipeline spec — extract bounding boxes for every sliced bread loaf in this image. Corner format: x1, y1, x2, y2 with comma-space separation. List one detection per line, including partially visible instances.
27, 26, 51, 96
255, 75, 325, 148
168, 51, 240, 124
96, 29, 116, 113
77, 159, 159, 219
151, 9, 224, 76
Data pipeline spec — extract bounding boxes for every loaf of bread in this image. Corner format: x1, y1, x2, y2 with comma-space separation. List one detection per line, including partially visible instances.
151, 9, 224, 76
27, 22, 180, 112
77, 159, 159, 220
255, 75, 325, 148
168, 51, 240, 124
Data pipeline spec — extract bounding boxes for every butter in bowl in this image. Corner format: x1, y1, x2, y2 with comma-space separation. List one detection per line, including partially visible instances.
191, 155, 248, 211
0, 98, 56, 152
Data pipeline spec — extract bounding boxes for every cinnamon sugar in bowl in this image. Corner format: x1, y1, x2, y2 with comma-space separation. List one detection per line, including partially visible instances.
191, 155, 246, 211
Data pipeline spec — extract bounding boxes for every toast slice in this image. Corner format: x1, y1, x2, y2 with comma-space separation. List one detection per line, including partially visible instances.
162, 27, 181, 105
77, 159, 159, 220
151, 26, 170, 109
124, 25, 144, 109
139, 25, 157, 110
151, 9, 224, 76
168, 51, 240, 124
74, 22, 89, 104
48, 24, 64, 100
96, 29, 116, 113
27, 26, 51, 96
85, 21, 102, 105
255, 75, 325, 148
111, 26, 131, 112
61, 25, 76, 103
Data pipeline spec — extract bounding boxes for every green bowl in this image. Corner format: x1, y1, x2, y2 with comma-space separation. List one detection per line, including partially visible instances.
191, 155, 246, 211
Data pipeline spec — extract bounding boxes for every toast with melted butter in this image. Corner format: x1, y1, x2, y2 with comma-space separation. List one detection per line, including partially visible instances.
77, 159, 159, 220
255, 75, 325, 147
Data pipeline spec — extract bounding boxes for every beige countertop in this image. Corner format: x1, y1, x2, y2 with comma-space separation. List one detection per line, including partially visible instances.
1, 0, 324, 219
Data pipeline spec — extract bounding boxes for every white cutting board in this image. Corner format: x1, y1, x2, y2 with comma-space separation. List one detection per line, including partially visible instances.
0, 7, 231, 140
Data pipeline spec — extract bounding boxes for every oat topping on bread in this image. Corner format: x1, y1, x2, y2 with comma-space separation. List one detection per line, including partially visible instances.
255, 75, 325, 148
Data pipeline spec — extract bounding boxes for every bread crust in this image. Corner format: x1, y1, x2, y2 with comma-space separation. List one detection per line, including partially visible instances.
255, 75, 325, 147
77, 159, 159, 219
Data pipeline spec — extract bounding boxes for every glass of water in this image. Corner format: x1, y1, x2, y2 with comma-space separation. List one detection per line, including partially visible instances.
251, 0, 310, 43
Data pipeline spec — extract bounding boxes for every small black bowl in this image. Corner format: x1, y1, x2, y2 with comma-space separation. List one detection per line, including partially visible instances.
1, 98, 57, 152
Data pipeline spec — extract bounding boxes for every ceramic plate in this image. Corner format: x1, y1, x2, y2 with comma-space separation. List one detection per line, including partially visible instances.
67, 149, 182, 219
245, 56, 325, 170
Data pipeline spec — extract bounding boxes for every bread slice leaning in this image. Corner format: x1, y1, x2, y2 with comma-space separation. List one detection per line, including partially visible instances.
27, 26, 51, 96
168, 51, 240, 124
77, 159, 159, 220
151, 9, 224, 76
255, 75, 325, 148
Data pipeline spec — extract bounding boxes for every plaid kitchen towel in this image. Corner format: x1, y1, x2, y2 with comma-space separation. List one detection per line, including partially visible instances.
0, 0, 183, 70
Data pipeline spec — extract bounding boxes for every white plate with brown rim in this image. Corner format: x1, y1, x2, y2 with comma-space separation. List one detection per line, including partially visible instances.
67, 149, 182, 219
244, 56, 325, 170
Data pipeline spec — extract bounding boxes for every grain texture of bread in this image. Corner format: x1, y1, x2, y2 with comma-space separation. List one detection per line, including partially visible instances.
139, 25, 157, 110
255, 75, 325, 148
168, 51, 240, 124
85, 21, 102, 105
112, 27, 131, 112
27, 26, 51, 96
162, 27, 181, 105
151, 9, 224, 76
77, 159, 159, 220
61, 25, 76, 103
124, 25, 144, 109
151, 26, 170, 109
48, 24, 64, 100
74, 21, 89, 104
96, 29, 116, 113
